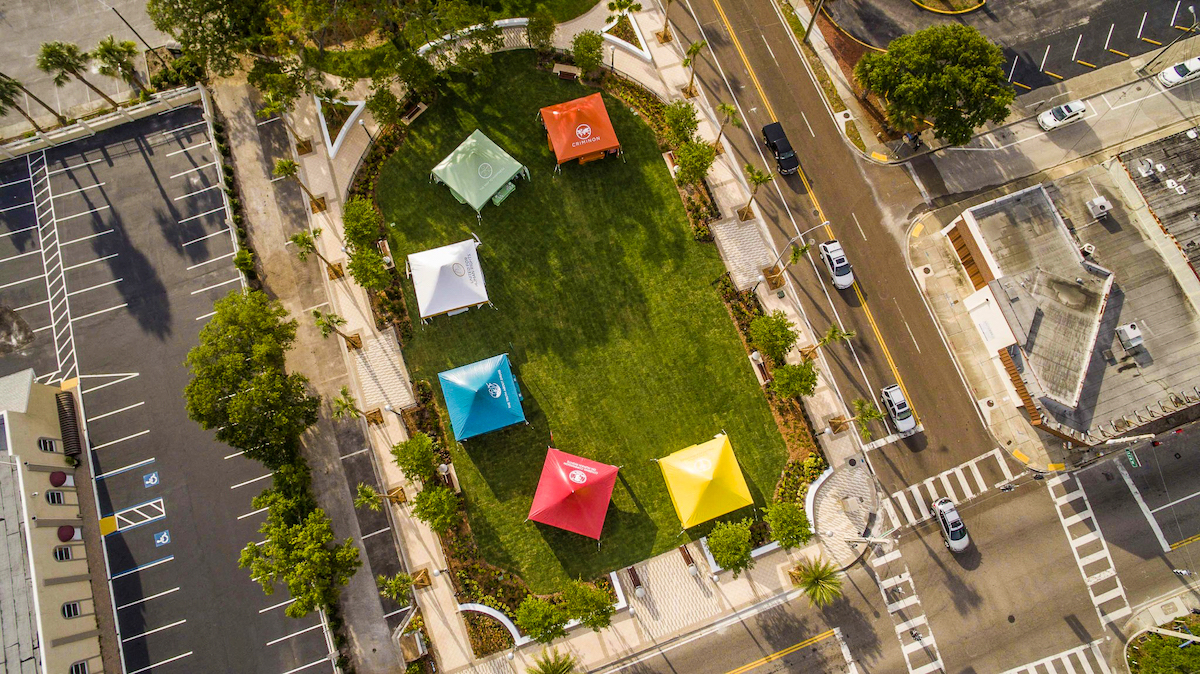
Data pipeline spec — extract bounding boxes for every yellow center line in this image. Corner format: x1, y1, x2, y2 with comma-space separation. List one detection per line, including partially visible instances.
708, 0, 918, 423
1171, 531, 1200, 550
725, 629, 836, 674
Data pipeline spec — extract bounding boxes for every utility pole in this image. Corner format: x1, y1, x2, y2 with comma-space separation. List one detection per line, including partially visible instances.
94, 0, 176, 78
804, 0, 827, 45
1139, 5, 1197, 74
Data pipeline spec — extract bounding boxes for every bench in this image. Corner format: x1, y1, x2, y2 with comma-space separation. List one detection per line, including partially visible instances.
627, 566, 646, 598
491, 181, 516, 205
552, 64, 581, 80
401, 101, 428, 125
679, 545, 699, 576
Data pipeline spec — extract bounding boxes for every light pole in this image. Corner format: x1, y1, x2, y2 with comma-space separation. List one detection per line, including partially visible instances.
766, 220, 829, 273
1140, 5, 1196, 74
93, 0, 175, 78
358, 118, 375, 143
383, 404, 402, 418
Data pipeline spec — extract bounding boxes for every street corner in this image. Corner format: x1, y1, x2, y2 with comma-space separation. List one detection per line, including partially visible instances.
809, 460, 879, 568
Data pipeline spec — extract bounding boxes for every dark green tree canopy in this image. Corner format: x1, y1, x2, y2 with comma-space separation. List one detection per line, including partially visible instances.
147, 0, 271, 76
707, 519, 755, 578
571, 30, 604, 75
854, 24, 1014, 146
561, 580, 614, 631
515, 596, 569, 644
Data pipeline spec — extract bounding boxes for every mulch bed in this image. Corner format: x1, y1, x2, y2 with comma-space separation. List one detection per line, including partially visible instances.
809, 7, 905, 144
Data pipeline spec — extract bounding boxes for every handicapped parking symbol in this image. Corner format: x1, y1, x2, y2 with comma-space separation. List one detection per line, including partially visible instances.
143, 471, 159, 488
154, 530, 170, 547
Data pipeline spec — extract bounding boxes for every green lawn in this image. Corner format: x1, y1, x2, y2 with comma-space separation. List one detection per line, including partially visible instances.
376, 51, 787, 593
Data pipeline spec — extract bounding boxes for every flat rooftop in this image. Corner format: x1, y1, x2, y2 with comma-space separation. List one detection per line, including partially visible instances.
1119, 128, 1200, 275
1, 421, 39, 674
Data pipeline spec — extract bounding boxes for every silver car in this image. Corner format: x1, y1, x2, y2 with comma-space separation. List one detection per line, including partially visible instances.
933, 497, 970, 553
1037, 100, 1086, 131
880, 384, 916, 434
818, 240, 854, 290
1159, 57, 1200, 88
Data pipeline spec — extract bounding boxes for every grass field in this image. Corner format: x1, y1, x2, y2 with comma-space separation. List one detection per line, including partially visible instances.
376, 51, 787, 592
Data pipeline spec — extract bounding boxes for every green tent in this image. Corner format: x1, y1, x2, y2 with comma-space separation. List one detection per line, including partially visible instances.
431, 130, 530, 214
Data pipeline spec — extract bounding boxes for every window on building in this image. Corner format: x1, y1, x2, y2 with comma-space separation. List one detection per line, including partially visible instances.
61, 601, 80, 619
45, 490, 65, 505
53, 546, 73, 561
38, 438, 58, 453
69, 662, 89, 674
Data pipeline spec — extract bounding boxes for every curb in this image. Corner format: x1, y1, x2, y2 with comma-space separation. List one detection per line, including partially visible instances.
907, 0, 986, 15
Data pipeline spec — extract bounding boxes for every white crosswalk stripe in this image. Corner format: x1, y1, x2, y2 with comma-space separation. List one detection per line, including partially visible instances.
999, 639, 1111, 674
869, 545, 944, 674
888, 448, 1020, 526
1047, 475, 1131, 628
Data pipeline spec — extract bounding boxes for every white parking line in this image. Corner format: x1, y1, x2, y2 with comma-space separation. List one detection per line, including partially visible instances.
52, 182, 105, 199
47, 157, 104, 176
60, 229, 113, 246
89, 401, 145, 422
256, 116, 280, 126
191, 276, 240, 295
173, 183, 221, 201
280, 659, 332, 674
122, 619, 187, 643
160, 120, 206, 136
71, 303, 128, 323
62, 253, 118, 271
1139, 12, 1148, 38
170, 161, 217, 180
238, 506, 269, 520
0, 177, 31, 188
91, 429, 149, 450
0, 224, 38, 239
1040, 45, 1050, 71
0, 273, 44, 290
1105, 24, 1115, 51
231, 473, 273, 489
166, 141, 209, 157
267, 623, 323, 646
110, 555, 174, 580
0, 201, 33, 213
127, 651, 193, 674
259, 598, 297, 613
94, 456, 155, 480
78, 371, 139, 394
195, 310, 217, 321
68, 278, 121, 297
15, 299, 48, 312
178, 206, 224, 224
182, 227, 230, 247
362, 527, 391, 539
57, 205, 111, 222
186, 251, 236, 270
117, 587, 180, 610
224, 449, 246, 459
0, 249, 41, 264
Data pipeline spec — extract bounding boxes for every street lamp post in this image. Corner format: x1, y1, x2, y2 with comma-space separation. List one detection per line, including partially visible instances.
358, 119, 375, 143
1140, 5, 1197, 75
94, 0, 175, 78
765, 220, 829, 276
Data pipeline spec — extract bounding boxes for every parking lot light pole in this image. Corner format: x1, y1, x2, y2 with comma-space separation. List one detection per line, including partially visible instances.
93, 0, 175, 78
1140, 5, 1197, 75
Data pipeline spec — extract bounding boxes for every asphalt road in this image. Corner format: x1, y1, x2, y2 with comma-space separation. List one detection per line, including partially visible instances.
671, 0, 996, 498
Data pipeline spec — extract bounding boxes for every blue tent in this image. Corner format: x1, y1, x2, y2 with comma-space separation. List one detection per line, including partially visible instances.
438, 354, 526, 440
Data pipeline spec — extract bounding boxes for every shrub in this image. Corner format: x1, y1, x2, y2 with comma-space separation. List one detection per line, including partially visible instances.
674, 140, 716, 186
749, 310, 798, 365
770, 361, 817, 399
707, 519, 755, 578
392, 432, 438, 484
663, 100, 699, 149
572, 30, 604, 75
343, 196, 384, 250
412, 485, 460, 533
233, 248, 255, 274
515, 596, 568, 644
764, 501, 812, 549
561, 580, 614, 631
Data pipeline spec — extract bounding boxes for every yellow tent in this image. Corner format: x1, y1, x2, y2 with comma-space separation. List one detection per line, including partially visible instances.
659, 434, 754, 528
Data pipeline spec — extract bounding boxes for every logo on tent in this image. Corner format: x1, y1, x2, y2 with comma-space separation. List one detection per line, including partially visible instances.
486, 382, 503, 398
452, 263, 466, 277
691, 458, 713, 473
478, 162, 494, 179
575, 123, 592, 140
568, 469, 588, 484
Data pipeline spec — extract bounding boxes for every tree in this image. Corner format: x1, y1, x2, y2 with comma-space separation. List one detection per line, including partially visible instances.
312, 309, 358, 349
663, 100, 698, 149
0, 76, 45, 133
740, 163, 774, 219
37, 41, 119, 108
682, 40, 706, 97
713, 102, 741, 150
707, 519, 754, 578
607, 0, 643, 23
657, 0, 675, 42
0, 70, 68, 126
274, 159, 322, 209
572, 30, 604, 75
673, 140, 716, 186
526, 5, 557, 53
378, 572, 414, 606
765, 501, 812, 549
392, 432, 438, 484
527, 647, 579, 674
515, 596, 569, 644
147, 0, 268, 76
365, 85, 404, 128
288, 229, 340, 277
342, 196, 384, 250
792, 557, 842, 607
803, 324, 855, 360
332, 386, 362, 420
748, 310, 798, 365
223, 369, 320, 467
771, 361, 818, 400
348, 246, 392, 293
94, 35, 145, 94
355, 483, 383, 512
249, 59, 313, 141
840, 397, 885, 440
854, 24, 1014, 146
240, 507, 361, 618
412, 485, 460, 533
561, 580, 614, 631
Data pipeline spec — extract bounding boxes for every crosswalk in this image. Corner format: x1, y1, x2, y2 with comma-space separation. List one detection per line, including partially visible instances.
999, 639, 1112, 674
1047, 473, 1132, 628
884, 448, 1018, 527
869, 540, 944, 674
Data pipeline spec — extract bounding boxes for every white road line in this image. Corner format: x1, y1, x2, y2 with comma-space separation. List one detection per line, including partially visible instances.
993, 448, 1016, 481
127, 651, 193, 674
894, 614, 927, 632
1072, 34, 1083, 61
382, 608, 406, 619
1040, 45, 1050, 71
57, 205, 111, 222
0, 177, 31, 188
894, 300, 921, 353
91, 429, 149, 450
0, 224, 38, 239
361, 527, 391, 539
170, 161, 217, 179
117, 587, 180, 610
259, 598, 297, 613
880, 571, 910, 590
954, 467, 974, 499
1104, 24, 1115, 51
280, 659, 332, 674
968, 459, 987, 493
89, 401, 145, 422
94, 456, 155, 480
231, 473, 273, 489
800, 111, 815, 138
166, 141, 209, 157
195, 310, 217, 321
123, 619, 187, 643
1008, 55, 1018, 82
178, 206, 224, 224
68, 278, 121, 297
238, 506, 269, 520
256, 116, 280, 126
182, 227, 230, 247
872, 549, 902, 568
62, 253, 118, 271
160, 120, 206, 136
52, 182, 105, 199
851, 212, 866, 240
60, 228, 113, 246
886, 594, 919, 613
892, 493, 916, 524
174, 183, 221, 201
47, 157, 104, 176
0, 273, 44, 290
0, 201, 34, 213
191, 276, 240, 294
32, 324, 54, 333
1151, 487, 1200, 513
340, 447, 370, 460
0, 249, 41, 264
1139, 12, 1148, 38
186, 251, 236, 270
71, 303, 127, 323
1118, 462, 1171, 552
938, 473, 956, 501
761, 35, 779, 66
266, 623, 323, 646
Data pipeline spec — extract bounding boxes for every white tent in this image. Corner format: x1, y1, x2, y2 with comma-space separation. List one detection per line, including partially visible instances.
407, 238, 491, 319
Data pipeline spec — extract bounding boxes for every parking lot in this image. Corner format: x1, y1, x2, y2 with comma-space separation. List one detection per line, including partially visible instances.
0, 106, 335, 673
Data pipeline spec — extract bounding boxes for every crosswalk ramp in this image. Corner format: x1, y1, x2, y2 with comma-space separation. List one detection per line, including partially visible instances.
1047, 474, 1131, 628
884, 448, 1018, 527
1000, 639, 1112, 674
870, 547, 944, 674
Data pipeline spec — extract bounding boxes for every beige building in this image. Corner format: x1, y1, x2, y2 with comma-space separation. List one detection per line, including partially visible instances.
0, 369, 105, 674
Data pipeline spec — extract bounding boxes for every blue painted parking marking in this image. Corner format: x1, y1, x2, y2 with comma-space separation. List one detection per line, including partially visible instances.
143, 471, 159, 488
154, 530, 171, 547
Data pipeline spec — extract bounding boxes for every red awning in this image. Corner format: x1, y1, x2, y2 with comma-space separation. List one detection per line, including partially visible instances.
540, 93, 621, 164
527, 448, 618, 539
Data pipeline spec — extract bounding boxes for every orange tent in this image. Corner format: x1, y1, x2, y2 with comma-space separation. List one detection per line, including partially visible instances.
539, 93, 621, 166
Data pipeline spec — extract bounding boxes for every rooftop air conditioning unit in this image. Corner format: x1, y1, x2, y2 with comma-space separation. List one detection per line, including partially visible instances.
1086, 196, 1112, 219
1081, 243, 1096, 257
1117, 323, 1144, 351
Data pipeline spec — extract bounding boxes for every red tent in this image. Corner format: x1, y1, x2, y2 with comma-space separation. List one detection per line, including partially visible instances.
527, 448, 618, 539
539, 93, 621, 166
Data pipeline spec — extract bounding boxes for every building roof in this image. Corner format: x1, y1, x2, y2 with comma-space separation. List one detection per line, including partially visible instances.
0, 369, 35, 415
1119, 128, 1200, 274
0, 457, 38, 674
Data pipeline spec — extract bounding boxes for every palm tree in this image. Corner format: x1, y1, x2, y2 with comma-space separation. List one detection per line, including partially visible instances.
740, 163, 774, 219
527, 647, 579, 674
607, 0, 643, 24
657, 0, 675, 42
354, 483, 383, 511
802, 325, 856, 360
288, 228, 342, 278
791, 557, 842, 608
713, 102, 741, 151
0, 76, 45, 133
683, 40, 706, 97
37, 41, 119, 108
94, 35, 145, 94
377, 572, 414, 605
831, 397, 884, 440
312, 309, 360, 349
0, 70, 68, 127
273, 158, 324, 211
332, 386, 362, 420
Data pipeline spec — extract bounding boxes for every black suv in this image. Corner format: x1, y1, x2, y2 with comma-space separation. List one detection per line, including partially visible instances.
761, 122, 800, 175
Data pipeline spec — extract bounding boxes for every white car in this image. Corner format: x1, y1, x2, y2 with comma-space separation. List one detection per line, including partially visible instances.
1037, 100, 1086, 131
933, 497, 970, 554
817, 240, 854, 290
880, 384, 916, 434
1159, 57, 1200, 87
